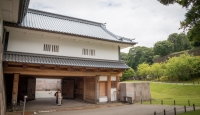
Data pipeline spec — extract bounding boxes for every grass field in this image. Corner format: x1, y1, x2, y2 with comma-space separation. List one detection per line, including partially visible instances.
178, 109, 200, 115
136, 82, 200, 106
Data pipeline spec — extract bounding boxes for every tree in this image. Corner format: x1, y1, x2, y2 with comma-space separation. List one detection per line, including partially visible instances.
121, 68, 135, 81
120, 52, 128, 64
154, 40, 174, 56
137, 63, 151, 78
150, 63, 164, 80
167, 33, 191, 52
187, 22, 200, 47
127, 46, 154, 70
165, 53, 200, 81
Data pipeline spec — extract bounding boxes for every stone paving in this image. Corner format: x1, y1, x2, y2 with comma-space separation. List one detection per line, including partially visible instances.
38, 104, 197, 115
6, 98, 198, 115
17, 97, 94, 111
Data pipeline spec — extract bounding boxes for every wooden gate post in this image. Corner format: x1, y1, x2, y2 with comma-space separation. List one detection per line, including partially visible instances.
83, 77, 86, 101
12, 73, 19, 104
116, 76, 120, 101
107, 76, 111, 103
95, 76, 99, 104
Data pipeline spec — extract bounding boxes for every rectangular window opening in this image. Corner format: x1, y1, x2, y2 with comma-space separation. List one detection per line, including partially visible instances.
82, 48, 95, 56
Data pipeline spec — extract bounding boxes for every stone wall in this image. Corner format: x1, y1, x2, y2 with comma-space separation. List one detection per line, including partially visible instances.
154, 48, 200, 63
120, 82, 151, 102
36, 79, 61, 91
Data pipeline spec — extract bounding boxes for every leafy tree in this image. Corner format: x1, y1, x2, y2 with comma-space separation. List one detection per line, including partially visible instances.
137, 63, 151, 77
121, 68, 135, 81
128, 46, 154, 70
167, 33, 191, 52
187, 22, 200, 47
154, 40, 174, 56
150, 63, 164, 80
120, 52, 128, 64
165, 53, 200, 81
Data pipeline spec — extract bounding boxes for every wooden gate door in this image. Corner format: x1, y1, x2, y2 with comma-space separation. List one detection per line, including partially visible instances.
62, 79, 74, 99
27, 78, 36, 101
85, 77, 95, 103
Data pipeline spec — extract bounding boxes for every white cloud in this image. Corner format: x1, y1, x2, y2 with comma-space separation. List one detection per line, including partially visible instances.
29, 0, 187, 53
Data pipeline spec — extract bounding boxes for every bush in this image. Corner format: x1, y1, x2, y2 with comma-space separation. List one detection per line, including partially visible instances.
121, 68, 135, 81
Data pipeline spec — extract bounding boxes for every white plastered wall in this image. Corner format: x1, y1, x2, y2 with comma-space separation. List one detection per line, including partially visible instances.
99, 76, 117, 102
111, 76, 117, 101
7, 29, 119, 60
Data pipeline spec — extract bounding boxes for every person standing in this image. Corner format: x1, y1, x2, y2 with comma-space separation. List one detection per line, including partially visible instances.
57, 89, 62, 106
54, 90, 58, 104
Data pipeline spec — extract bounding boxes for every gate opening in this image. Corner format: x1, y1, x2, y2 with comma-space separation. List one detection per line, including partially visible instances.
35, 78, 61, 98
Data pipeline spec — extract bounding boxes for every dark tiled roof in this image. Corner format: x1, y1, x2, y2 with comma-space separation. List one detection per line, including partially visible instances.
4, 9, 136, 45
3, 52, 129, 69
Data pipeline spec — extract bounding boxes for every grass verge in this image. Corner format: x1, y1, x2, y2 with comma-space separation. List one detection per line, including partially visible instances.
140, 82, 200, 106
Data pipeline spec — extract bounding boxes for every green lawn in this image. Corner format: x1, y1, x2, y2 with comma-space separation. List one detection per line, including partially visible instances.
140, 82, 200, 106
178, 109, 200, 115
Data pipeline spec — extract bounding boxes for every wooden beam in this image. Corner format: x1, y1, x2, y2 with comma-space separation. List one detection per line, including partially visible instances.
12, 73, 19, 105
22, 64, 27, 69
4, 67, 122, 76
94, 68, 101, 72
107, 76, 111, 103
81, 68, 86, 72
40, 65, 45, 69
54, 66, 60, 70
67, 67, 74, 71
3, 62, 8, 68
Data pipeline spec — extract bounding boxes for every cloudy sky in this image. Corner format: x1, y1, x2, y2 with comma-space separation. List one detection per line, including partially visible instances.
29, 0, 187, 53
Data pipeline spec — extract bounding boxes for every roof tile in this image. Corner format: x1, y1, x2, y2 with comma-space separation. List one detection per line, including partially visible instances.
3, 52, 129, 69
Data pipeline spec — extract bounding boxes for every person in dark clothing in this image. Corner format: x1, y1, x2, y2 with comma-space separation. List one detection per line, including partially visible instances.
54, 91, 58, 104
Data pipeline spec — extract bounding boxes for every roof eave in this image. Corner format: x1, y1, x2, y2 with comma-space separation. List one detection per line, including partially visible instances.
18, 0, 30, 23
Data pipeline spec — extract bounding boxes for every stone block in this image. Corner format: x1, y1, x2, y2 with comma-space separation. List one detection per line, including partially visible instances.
119, 82, 151, 102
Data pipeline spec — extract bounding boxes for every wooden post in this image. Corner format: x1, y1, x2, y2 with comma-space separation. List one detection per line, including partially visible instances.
83, 77, 86, 101
95, 76, 99, 104
174, 107, 176, 115
164, 109, 166, 115
107, 76, 111, 103
184, 105, 186, 113
193, 104, 195, 111
188, 100, 190, 106
116, 76, 120, 101
12, 73, 19, 104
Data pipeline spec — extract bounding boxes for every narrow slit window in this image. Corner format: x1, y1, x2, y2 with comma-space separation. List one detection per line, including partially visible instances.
43, 44, 51, 52
43, 44, 59, 52
52, 45, 59, 52
82, 48, 95, 56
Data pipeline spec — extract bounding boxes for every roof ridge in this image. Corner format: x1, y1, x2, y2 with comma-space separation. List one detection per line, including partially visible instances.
101, 25, 136, 43
100, 25, 119, 40
28, 9, 103, 26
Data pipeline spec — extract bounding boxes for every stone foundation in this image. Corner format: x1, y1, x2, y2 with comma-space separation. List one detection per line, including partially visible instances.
120, 82, 151, 102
